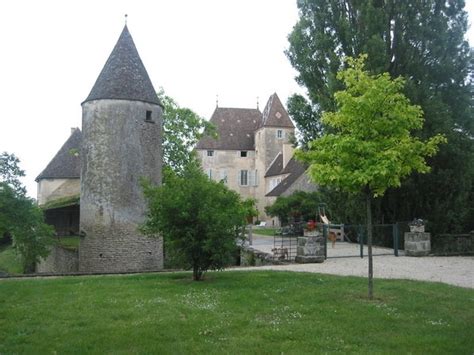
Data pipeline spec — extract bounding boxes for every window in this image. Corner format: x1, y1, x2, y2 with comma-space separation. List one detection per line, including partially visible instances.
220, 169, 227, 183
207, 150, 214, 157
277, 129, 283, 139
240, 151, 247, 157
249, 170, 259, 187
239, 170, 248, 186
206, 169, 212, 179
145, 110, 153, 122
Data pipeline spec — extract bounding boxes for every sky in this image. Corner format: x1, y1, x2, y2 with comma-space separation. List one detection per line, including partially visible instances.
0, 0, 473, 198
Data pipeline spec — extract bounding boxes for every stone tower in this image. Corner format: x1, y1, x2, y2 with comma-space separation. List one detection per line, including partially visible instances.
79, 25, 163, 272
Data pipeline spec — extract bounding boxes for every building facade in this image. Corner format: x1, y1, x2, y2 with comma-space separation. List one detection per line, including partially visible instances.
196, 93, 316, 225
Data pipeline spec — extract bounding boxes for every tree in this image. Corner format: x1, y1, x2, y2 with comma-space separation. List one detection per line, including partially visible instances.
287, 0, 474, 232
0, 152, 26, 196
296, 56, 445, 298
142, 160, 246, 281
0, 153, 54, 273
265, 191, 321, 225
158, 89, 216, 175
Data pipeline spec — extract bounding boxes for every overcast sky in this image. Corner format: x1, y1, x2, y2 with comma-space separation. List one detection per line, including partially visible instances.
0, 0, 473, 197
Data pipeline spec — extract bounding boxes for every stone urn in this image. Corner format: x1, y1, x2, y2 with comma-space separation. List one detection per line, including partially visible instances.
295, 229, 325, 263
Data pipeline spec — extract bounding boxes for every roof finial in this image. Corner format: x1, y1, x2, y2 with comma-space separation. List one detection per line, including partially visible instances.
124, 14, 128, 25
257, 96, 259, 110
216, 94, 219, 108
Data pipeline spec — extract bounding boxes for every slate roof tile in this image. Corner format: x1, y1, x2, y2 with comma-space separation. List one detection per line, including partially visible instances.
196, 107, 262, 150
83, 25, 161, 106
266, 157, 306, 197
36, 129, 82, 181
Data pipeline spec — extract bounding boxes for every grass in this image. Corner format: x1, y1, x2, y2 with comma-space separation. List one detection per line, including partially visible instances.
56, 236, 80, 250
0, 271, 473, 354
252, 227, 278, 236
0, 245, 22, 275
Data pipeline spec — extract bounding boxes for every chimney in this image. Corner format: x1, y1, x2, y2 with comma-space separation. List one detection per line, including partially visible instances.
282, 143, 294, 168
71, 127, 77, 135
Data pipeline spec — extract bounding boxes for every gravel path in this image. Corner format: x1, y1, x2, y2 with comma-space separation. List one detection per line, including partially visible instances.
243, 236, 474, 289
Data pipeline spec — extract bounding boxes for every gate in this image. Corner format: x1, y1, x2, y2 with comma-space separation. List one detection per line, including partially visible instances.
323, 223, 401, 259
273, 223, 303, 261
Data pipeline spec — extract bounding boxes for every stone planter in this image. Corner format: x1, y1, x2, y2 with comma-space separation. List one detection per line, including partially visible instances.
295, 230, 325, 263
404, 232, 431, 256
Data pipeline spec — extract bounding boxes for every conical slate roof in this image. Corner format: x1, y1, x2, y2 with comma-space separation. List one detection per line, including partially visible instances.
36, 128, 82, 181
261, 93, 294, 128
83, 25, 161, 106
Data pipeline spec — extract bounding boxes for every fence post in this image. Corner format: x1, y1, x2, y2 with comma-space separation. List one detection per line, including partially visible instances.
323, 224, 328, 259
359, 225, 364, 258
393, 223, 399, 257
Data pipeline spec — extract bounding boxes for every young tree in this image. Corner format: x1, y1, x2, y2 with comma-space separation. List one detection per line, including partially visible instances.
142, 160, 246, 281
0, 153, 54, 273
158, 89, 216, 175
296, 56, 445, 298
287, 0, 474, 232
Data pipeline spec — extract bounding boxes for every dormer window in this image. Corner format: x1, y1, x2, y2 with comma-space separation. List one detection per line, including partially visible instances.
240, 151, 247, 157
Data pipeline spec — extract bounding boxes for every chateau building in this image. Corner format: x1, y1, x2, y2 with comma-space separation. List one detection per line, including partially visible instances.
196, 93, 316, 225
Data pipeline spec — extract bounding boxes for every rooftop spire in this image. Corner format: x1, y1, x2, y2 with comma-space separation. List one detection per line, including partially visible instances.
124, 14, 128, 25
83, 25, 161, 106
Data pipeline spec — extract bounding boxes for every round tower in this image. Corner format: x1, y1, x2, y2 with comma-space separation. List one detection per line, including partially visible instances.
79, 25, 163, 272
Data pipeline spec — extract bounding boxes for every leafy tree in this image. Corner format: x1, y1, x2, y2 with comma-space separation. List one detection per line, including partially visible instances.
0, 153, 54, 273
0, 152, 26, 196
296, 56, 445, 298
287, 0, 474, 232
142, 160, 246, 281
265, 191, 321, 225
158, 89, 216, 175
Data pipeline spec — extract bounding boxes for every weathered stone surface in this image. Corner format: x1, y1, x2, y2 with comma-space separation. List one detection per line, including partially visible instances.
431, 233, 474, 255
295, 255, 324, 263
296, 233, 325, 263
404, 232, 431, 257
37, 246, 79, 273
79, 99, 163, 272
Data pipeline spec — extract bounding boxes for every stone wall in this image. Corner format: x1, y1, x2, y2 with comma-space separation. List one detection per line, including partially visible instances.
240, 246, 274, 266
431, 233, 474, 256
37, 246, 79, 273
37, 178, 80, 206
80, 99, 163, 273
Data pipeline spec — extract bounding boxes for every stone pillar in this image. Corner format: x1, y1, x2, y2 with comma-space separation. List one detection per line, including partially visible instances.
295, 230, 325, 263
404, 232, 431, 256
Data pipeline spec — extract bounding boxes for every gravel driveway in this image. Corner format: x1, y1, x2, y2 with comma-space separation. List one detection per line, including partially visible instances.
243, 236, 474, 289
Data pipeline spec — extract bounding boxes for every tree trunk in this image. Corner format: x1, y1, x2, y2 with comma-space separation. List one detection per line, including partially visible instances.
193, 265, 203, 281
366, 190, 374, 299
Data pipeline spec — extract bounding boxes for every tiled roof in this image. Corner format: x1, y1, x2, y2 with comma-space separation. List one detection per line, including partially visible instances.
264, 153, 283, 177
36, 129, 82, 181
196, 107, 262, 150
83, 25, 161, 106
261, 93, 294, 128
266, 158, 306, 197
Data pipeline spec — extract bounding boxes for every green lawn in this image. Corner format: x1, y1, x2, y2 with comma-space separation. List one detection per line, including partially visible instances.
1, 271, 472, 354
0, 245, 22, 274
56, 236, 80, 250
252, 227, 278, 236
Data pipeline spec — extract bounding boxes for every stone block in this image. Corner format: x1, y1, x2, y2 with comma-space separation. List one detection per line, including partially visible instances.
404, 232, 431, 256
295, 255, 324, 263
